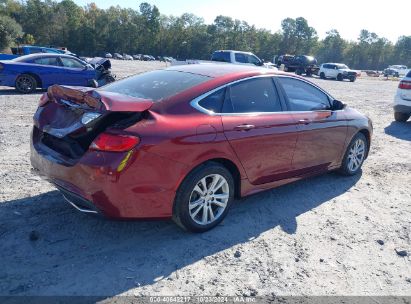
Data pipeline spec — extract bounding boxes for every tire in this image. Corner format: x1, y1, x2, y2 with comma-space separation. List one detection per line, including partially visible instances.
295, 69, 303, 76
15, 74, 37, 94
105, 75, 115, 84
320, 72, 325, 79
337, 74, 343, 81
349, 76, 356, 82
338, 133, 368, 176
172, 162, 235, 232
306, 70, 312, 77
87, 79, 98, 88
394, 112, 409, 122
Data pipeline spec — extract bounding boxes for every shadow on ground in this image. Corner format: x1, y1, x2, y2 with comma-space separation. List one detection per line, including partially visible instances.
0, 172, 361, 297
384, 121, 411, 141
0, 88, 45, 96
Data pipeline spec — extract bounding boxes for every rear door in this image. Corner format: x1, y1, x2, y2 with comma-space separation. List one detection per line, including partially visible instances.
276, 76, 347, 173
221, 77, 299, 184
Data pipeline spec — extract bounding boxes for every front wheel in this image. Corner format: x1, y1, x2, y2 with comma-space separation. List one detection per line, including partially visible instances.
173, 163, 234, 232
337, 74, 343, 81
15, 74, 37, 94
338, 133, 368, 176
394, 112, 410, 122
349, 76, 356, 82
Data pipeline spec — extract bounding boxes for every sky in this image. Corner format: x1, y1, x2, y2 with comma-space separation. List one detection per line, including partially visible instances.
74, 0, 411, 43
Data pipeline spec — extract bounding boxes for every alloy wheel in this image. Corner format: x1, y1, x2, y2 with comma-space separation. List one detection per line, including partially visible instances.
189, 174, 229, 225
16, 76, 34, 93
347, 138, 365, 172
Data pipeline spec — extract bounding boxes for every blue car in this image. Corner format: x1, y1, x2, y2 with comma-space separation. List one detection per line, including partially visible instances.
0, 53, 114, 93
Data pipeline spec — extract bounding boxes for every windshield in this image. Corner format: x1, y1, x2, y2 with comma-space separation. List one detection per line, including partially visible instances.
99, 70, 211, 101
337, 64, 349, 70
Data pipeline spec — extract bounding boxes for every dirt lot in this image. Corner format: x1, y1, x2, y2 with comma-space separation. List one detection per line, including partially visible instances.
0, 60, 410, 297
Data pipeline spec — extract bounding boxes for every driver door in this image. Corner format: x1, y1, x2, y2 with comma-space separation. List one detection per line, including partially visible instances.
58, 57, 94, 86
276, 76, 348, 173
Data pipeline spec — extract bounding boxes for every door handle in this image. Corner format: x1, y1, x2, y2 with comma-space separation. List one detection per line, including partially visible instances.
234, 124, 255, 131
298, 119, 311, 125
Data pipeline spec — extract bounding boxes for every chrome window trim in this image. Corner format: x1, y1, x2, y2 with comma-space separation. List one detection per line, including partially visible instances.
190, 74, 339, 116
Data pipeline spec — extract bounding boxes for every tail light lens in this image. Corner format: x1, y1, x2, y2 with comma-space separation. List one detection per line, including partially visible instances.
38, 93, 50, 107
90, 133, 140, 152
399, 80, 411, 90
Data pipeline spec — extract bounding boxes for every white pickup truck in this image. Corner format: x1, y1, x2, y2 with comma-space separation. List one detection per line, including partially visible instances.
171, 50, 277, 70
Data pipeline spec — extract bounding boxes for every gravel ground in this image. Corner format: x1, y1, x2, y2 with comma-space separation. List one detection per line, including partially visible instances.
0, 60, 410, 297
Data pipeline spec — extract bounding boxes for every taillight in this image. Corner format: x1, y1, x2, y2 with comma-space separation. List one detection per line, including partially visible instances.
39, 93, 49, 107
399, 80, 411, 90
89, 133, 140, 152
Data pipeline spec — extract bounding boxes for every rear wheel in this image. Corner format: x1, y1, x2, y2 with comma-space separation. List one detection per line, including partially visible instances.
320, 72, 325, 79
15, 74, 37, 94
394, 112, 410, 122
338, 133, 368, 176
337, 74, 343, 81
295, 69, 303, 76
173, 163, 234, 232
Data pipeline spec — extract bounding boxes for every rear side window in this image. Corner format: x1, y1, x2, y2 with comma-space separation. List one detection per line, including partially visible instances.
277, 77, 331, 111
224, 77, 282, 113
211, 52, 231, 63
198, 89, 225, 113
100, 70, 211, 101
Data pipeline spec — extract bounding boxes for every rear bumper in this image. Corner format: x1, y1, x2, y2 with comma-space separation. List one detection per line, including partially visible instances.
30, 128, 188, 219
394, 94, 411, 114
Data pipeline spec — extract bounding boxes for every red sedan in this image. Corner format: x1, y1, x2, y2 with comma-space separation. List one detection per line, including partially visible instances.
30, 64, 372, 232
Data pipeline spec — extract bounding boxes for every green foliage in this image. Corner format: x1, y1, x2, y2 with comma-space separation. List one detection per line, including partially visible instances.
0, 14, 22, 50
0, 0, 410, 69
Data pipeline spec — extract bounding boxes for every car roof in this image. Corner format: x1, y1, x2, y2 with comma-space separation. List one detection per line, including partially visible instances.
14, 53, 80, 61
166, 63, 276, 78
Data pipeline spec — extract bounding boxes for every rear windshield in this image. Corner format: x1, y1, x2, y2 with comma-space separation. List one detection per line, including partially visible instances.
99, 70, 211, 101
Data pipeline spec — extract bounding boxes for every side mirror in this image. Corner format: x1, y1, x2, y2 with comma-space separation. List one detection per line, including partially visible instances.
332, 99, 346, 110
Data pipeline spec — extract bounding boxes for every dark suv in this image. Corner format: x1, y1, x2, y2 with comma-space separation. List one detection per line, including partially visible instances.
280, 55, 319, 76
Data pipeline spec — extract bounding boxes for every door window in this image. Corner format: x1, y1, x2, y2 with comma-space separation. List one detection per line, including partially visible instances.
224, 77, 282, 113
246, 55, 261, 66
211, 51, 231, 63
33, 57, 60, 66
234, 53, 247, 63
277, 77, 331, 111
60, 57, 85, 69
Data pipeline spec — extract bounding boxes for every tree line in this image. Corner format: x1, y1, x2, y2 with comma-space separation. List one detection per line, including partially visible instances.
0, 0, 410, 70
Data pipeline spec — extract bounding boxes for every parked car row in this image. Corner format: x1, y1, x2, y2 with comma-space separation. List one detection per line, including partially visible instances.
275, 54, 359, 82
104, 52, 174, 62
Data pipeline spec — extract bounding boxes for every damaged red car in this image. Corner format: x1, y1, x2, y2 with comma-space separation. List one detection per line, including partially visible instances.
31, 64, 372, 232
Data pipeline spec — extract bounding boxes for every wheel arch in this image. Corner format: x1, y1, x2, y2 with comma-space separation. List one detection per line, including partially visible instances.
175, 157, 243, 199
358, 129, 371, 158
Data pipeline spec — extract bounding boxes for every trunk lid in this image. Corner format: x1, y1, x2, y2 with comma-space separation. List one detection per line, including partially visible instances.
33, 85, 152, 162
